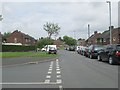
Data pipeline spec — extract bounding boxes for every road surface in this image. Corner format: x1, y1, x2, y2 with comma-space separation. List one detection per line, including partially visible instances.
2, 50, 119, 89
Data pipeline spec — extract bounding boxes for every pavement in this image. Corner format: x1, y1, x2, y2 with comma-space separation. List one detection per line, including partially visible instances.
2, 50, 119, 89
2, 56, 57, 66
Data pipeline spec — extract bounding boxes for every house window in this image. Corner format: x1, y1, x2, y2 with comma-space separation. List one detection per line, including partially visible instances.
104, 39, 106, 42
29, 39, 31, 42
14, 38, 17, 43
26, 38, 28, 42
119, 34, 120, 44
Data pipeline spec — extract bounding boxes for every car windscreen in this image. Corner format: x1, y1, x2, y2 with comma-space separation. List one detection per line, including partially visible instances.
94, 46, 103, 50
116, 45, 120, 51
49, 47, 56, 50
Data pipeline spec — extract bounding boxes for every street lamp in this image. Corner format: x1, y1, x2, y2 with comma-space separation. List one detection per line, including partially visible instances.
88, 24, 90, 39
0, 15, 3, 21
106, 1, 112, 45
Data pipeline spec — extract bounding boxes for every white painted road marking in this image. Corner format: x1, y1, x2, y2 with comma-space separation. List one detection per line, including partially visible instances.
49, 66, 52, 69
56, 66, 59, 69
59, 85, 63, 90
56, 79, 62, 84
46, 75, 51, 79
48, 71, 52, 74
1, 82, 58, 85
57, 71, 61, 74
49, 68, 52, 71
57, 75, 61, 78
44, 79, 50, 84
56, 68, 60, 71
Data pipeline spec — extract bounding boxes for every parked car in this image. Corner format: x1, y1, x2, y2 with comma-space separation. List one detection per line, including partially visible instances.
68, 46, 76, 51
88, 45, 103, 59
41, 47, 46, 52
97, 44, 120, 65
84, 47, 89, 57
77, 46, 83, 54
81, 46, 87, 56
76, 46, 80, 53
48, 47, 57, 54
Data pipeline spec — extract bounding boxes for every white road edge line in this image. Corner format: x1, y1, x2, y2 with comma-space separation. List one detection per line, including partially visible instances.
1, 82, 58, 85
59, 85, 63, 90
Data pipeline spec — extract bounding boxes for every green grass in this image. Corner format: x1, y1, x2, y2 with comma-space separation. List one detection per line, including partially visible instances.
1, 52, 58, 58
30, 52, 58, 57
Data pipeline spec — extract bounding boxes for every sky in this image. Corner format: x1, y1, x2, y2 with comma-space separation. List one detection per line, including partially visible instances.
0, 0, 119, 40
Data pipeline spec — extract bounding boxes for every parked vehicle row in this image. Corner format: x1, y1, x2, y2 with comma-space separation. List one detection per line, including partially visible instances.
77, 44, 120, 65
97, 44, 120, 65
65, 45, 76, 51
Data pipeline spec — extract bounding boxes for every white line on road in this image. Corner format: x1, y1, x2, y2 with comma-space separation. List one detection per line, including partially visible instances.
56, 71, 61, 74
56, 59, 59, 62
46, 75, 51, 79
56, 68, 60, 71
56, 66, 59, 69
49, 67, 52, 69
44, 79, 50, 84
49, 68, 52, 71
57, 75, 61, 78
1, 82, 58, 85
56, 79, 62, 84
59, 85, 63, 90
48, 71, 52, 74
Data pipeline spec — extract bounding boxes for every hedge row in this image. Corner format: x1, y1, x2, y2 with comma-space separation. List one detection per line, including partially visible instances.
2, 45, 36, 52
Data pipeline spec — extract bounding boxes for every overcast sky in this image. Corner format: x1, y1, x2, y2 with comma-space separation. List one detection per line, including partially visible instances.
0, 0, 119, 40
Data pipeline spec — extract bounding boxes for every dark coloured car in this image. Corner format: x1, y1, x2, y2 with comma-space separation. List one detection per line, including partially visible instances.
48, 47, 57, 54
88, 45, 103, 59
68, 46, 76, 51
84, 47, 89, 57
97, 44, 120, 65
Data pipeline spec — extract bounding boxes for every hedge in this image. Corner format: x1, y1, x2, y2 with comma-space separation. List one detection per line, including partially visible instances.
2, 45, 36, 52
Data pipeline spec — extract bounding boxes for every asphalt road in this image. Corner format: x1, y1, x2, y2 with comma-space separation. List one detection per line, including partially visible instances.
2, 50, 119, 89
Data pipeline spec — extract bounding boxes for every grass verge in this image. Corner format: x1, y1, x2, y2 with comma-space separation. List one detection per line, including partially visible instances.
1, 52, 58, 58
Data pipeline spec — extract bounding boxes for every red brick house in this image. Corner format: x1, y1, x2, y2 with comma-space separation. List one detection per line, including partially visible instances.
53, 39, 63, 47
77, 38, 86, 46
86, 31, 102, 45
86, 26, 120, 45
6, 30, 36, 45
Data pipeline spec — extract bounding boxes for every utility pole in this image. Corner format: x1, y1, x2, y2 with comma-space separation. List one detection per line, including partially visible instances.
88, 24, 90, 39
0, 15, 3, 21
107, 1, 112, 45
73, 30, 76, 39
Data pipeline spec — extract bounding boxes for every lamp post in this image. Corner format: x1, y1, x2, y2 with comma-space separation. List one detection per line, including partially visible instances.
106, 1, 112, 45
0, 15, 3, 21
88, 24, 90, 39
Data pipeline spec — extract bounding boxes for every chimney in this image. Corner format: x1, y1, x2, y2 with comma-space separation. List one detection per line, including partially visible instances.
94, 31, 97, 34
109, 26, 114, 30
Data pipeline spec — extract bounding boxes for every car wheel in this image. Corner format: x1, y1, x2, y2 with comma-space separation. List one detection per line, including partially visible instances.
97, 55, 101, 61
89, 54, 92, 59
109, 57, 114, 65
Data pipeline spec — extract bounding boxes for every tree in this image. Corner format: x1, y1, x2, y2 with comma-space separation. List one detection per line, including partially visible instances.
2, 32, 11, 42
43, 22, 60, 39
63, 36, 77, 46
37, 38, 54, 48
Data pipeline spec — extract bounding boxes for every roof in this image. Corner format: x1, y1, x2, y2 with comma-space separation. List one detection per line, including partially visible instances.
13, 30, 36, 40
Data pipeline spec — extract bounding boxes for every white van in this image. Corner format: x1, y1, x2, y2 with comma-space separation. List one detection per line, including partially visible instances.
46, 45, 57, 53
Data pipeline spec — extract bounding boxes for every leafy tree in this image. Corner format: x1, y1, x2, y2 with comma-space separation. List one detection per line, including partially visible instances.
43, 22, 60, 39
37, 38, 54, 48
58, 37, 63, 41
2, 32, 11, 42
63, 36, 77, 46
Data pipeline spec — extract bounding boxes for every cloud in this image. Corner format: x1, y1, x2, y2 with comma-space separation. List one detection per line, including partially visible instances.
2, 2, 118, 40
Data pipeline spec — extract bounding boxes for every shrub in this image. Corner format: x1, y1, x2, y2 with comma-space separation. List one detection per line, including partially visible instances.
2, 45, 36, 52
